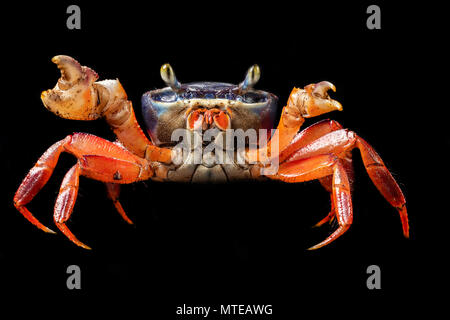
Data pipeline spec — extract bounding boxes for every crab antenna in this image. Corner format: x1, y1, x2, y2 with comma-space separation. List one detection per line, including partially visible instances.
238, 64, 260, 92
160, 63, 182, 91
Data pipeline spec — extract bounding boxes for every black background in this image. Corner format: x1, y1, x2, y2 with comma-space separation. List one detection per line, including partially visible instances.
0, 0, 445, 317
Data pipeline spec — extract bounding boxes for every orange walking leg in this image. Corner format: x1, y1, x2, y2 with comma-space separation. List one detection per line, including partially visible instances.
313, 196, 336, 228
13, 137, 71, 233
316, 151, 354, 227
105, 183, 133, 225
53, 164, 91, 249
13, 133, 153, 248
275, 130, 408, 242
278, 119, 343, 163
308, 161, 353, 250
54, 153, 146, 248
356, 137, 409, 238
270, 154, 353, 249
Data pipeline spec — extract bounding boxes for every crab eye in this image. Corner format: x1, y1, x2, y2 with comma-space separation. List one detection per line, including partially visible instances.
160, 63, 182, 92
238, 64, 261, 92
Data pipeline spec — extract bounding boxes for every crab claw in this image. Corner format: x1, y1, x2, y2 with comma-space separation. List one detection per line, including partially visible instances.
41, 55, 102, 120
297, 81, 343, 118
312, 81, 336, 97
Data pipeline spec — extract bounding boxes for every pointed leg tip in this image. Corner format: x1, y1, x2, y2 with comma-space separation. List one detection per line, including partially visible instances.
72, 239, 92, 250
307, 242, 326, 251
402, 222, 410, 238
308, 225, 350, 251
122, 215, 134, 225
112, 201, 134, 225
121, 216, 134, 225
55, 222, 92, 250
44, 227, 57, 234
397, 205, 410, 239
33, 220, 57, 234
16, 205, 57, 235
312, 218, 334, 228
311, 221, 326, 229
311, 221, 320, 228
312, 209, 335, 229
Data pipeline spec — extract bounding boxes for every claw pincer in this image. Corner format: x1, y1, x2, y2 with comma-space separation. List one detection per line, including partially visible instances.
41, 55, 101, 120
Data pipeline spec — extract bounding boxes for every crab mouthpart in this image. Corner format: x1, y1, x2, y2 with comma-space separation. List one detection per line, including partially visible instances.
186, 108, 231, 131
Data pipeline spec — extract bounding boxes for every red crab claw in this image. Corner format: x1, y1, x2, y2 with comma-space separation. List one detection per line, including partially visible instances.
41, 55, 102, 120
292, 81, 343, 118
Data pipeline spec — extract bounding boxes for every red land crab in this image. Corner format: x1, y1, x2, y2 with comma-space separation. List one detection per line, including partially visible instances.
13, 55, 409, 250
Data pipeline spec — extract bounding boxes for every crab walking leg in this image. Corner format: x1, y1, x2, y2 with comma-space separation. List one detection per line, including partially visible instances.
356, 137, 409, 238
13, 139, 69, 233
54, 152, 148, 249
278, 119, 343, 163
313, 197, 336, 228
279, 119, 349, 227
266, 119, 347, 227
314, 176, 336, 228
13, 133, 153, 243
315, 152, 354, 227
275, 127, 408, 239
308, 161, 353, 250
279, 128, 357, 229
54, 157, 145, 249
105, 183, 133, 225
53, 164, 91, 249
270, 155, 353, 249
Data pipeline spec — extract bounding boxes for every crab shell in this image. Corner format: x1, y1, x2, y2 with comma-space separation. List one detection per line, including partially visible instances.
141, 82, 278, 146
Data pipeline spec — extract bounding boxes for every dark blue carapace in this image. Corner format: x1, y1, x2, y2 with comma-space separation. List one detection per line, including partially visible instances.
141, 65, 278, 146
142, 77, 278, 146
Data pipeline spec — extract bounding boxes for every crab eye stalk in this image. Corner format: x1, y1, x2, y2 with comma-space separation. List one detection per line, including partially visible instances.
238, 64, 260, 93
160, 63, 182, 92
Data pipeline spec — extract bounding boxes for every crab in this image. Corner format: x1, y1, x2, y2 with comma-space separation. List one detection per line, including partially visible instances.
13, 55, 409, 250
